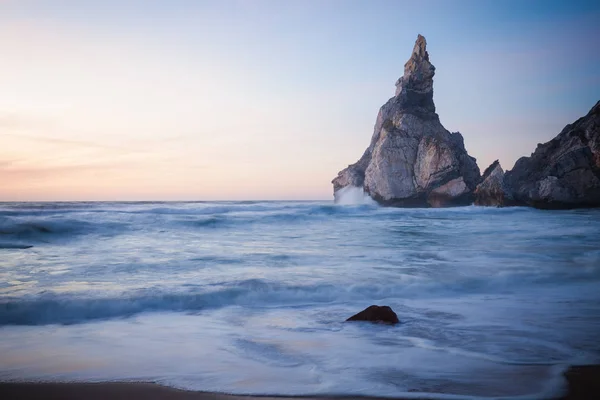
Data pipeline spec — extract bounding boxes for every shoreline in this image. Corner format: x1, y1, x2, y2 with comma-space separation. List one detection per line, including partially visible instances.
0, 382, 428, 400
0, 366, 598, 400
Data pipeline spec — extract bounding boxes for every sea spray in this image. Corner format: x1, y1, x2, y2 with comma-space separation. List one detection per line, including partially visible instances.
333, 186, 376, 205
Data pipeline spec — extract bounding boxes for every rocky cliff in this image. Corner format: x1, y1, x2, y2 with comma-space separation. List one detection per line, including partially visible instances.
332, 35, 481, 207
502, 101, 600, 209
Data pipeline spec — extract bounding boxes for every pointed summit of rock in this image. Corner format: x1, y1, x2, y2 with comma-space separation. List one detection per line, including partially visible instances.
474, 160, 512, 207
394, 34, 436, 113
332, 35, 480, 207
412, 34, 427, 56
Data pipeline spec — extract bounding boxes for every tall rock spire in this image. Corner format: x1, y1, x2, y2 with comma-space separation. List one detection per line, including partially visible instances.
332, 34, 480, 207
394, 34, 436, 113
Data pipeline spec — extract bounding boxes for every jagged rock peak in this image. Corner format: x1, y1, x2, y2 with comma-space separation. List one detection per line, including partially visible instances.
474, 161, 511, 207
395, 34, 436, 97
481, 160, 502, 181
393, 34, 436, 114
332, 34, 481, 208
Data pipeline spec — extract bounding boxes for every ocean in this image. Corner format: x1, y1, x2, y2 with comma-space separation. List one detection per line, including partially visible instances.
1, 200, 599, 398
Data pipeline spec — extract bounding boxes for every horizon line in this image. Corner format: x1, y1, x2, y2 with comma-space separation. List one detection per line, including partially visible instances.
0, 199, 333, 203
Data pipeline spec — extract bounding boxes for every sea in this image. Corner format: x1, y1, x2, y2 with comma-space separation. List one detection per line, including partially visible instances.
1, 194, 599, 399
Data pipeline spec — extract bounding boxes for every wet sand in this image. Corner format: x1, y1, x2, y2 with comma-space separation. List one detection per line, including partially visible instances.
0, 365, 598, 400
0, 383, 423, 400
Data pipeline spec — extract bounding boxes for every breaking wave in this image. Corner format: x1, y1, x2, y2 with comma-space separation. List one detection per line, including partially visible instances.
334, 186, 377, 205
0, 202, 381, 247
3, 269, 599, 326
0, 219, 91, 236
1, 280, 442, 325
0, 217, 126, 249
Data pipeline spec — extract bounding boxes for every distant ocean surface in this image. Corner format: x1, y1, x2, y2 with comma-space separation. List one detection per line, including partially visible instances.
1, 201, 599, 398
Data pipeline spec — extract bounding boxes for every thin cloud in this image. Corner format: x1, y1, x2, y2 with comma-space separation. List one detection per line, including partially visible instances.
0, 112, 57, 130
0, 112, 150, 153
0, 114, 206, 154
0, 132, 140, 153
0, 154, 207, 181
0, 162, 123, 178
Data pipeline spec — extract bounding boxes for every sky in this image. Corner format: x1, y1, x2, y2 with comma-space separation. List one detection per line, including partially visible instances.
1, 0, 599, 201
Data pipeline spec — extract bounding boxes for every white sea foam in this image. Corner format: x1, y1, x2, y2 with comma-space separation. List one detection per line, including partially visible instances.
1, 201, 599, 398
333, 186, 377, 205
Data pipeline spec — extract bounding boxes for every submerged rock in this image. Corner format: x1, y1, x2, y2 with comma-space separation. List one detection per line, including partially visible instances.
346, 305, 400, 325
561, 365, 600, 400
474, 160, 513, 207
332, 35, 480, 207
504, 101, 600, 209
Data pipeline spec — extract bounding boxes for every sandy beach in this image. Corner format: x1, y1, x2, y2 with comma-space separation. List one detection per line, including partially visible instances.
0, 365, 598, 400
0, 382, 426, 400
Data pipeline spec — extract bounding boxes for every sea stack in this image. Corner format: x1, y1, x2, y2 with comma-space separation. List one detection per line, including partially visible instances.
332, 35, 480, 207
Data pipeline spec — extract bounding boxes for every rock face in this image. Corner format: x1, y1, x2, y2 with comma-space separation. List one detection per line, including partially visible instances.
504, 101, 600, 209
346, 305, 400, 325
332, 35, 481, 207
474, 160, 513, 207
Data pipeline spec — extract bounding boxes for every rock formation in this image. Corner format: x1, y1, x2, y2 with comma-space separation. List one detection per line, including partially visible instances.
474, 160, 513, 207
346, 305, 400, 325
332, 35, 481, 207
503, 101, 600, 209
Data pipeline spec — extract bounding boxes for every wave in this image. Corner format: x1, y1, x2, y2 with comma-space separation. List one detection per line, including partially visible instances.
256, 205, 377, 222
0, 201, 578, 251
148, 203, 378, 220
0, 279, 411, 325
177, 216, 229, 228
0, 202, 379, 248
0, 220, 84, 250
0, 202, 296, 217
0, 201, 375, 217
334, 186, 377, 205
0, 243, 33, 249
3, 273, 598, 326
169, 204, 379, 229
0, 219, 88, 236
0, 281, 339, 325
0, 217, 128, 250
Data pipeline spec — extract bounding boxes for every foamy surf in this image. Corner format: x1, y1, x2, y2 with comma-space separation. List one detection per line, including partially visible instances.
1, 201, 599, 398
333, 186, 377, 205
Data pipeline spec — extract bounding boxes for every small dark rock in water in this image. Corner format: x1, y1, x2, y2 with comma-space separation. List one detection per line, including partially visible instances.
560, 365, 600, 400
346, 305, 400, 325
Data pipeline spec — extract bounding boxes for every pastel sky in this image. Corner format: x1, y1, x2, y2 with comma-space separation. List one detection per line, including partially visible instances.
1, 0, 599, 201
